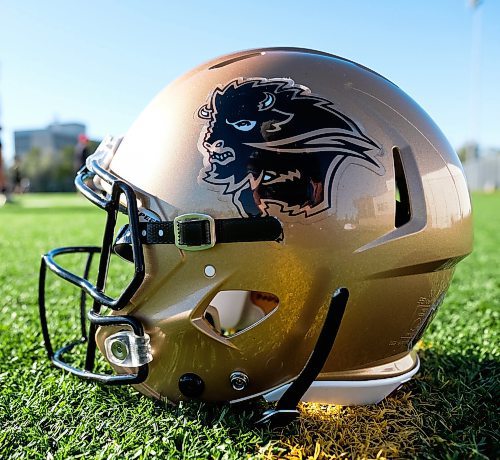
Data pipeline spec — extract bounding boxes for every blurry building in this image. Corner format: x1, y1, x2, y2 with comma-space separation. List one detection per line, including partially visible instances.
14, 122, 86, 158
463, 150, 500, 191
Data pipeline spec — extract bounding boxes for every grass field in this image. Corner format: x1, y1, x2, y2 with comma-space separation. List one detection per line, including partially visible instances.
0, 192, 498, 459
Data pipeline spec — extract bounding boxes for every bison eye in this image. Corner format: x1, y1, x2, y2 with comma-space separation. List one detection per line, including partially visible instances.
226, 119, 256, 132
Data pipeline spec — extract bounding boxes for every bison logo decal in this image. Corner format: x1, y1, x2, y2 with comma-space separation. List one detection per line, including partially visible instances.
197, 78, 383, 218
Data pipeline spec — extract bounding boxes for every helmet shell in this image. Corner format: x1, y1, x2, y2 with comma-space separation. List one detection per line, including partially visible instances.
96, 48, 472, 402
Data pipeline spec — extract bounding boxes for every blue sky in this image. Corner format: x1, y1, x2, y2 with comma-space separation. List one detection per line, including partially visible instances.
1, 0, 499, 162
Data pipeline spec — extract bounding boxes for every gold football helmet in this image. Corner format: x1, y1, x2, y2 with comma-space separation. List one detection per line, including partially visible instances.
39, 48, 472, 424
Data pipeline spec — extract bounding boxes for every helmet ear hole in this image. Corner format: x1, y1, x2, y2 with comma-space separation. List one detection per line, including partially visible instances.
204, 290, 279, 337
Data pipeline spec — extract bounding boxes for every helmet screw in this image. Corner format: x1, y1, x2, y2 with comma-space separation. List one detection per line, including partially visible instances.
110, 339, 129, 361
230, 371, 249, 391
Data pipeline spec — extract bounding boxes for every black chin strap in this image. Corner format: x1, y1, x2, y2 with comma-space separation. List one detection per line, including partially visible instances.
256, 287, 349, 427
140, 216, 282, 245
115, 215, 283, 254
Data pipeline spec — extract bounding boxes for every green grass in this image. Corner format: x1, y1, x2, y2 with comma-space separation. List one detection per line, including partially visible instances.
0, 192, 498, 459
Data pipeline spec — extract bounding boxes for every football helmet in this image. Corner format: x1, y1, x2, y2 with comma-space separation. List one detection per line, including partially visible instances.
39, 48, 472, 425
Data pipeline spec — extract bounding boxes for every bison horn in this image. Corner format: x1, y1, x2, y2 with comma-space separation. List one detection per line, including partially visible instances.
259, 92, 275, 111
198, 104, 213, 119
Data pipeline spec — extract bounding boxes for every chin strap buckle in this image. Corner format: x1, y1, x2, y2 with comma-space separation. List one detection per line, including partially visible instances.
174, 213, 216, 251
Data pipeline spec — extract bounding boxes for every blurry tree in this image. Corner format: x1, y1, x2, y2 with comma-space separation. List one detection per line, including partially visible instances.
20, 141, 99, 192
457, 142, 479, 163
87, 140, 100, 154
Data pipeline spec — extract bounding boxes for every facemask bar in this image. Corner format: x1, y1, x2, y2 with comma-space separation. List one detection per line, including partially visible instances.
38, 153, 148, 384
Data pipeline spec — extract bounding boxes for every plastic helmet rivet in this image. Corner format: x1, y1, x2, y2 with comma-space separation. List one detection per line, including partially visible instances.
110, 339, 129, 360
230, 371, 249, 391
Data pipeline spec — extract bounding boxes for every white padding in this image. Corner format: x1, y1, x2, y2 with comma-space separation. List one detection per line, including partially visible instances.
263, 356, 420, 406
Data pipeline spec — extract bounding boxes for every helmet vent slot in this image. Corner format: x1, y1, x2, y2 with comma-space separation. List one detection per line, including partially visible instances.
393, 146, 411, 228
203, 290, 279, 337
209, 52, 263, 70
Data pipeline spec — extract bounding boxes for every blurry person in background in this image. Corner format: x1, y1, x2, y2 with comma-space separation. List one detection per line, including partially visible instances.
74, 133, 89, 173
11, 156, 26, 194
